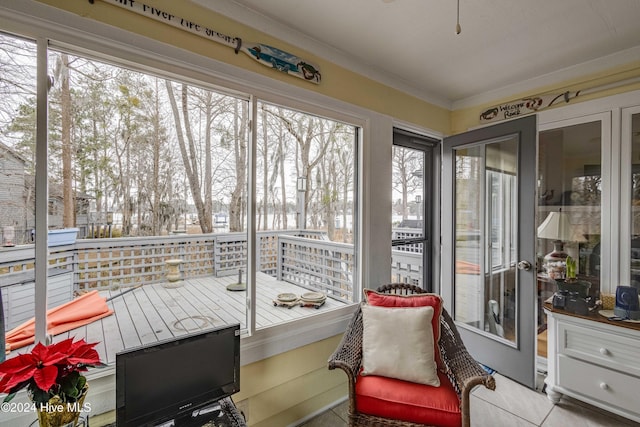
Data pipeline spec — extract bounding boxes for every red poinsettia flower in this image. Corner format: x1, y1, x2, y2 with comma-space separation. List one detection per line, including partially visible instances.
0, 341, 68, 393
0, 338, 103, 402
65, 339, 101, 366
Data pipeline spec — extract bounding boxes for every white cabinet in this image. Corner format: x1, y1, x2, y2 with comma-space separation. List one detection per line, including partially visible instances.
544, 306, 640, 423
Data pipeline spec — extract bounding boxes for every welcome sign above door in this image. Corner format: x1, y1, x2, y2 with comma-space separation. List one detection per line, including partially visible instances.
479, 91, 580, 124
90, 0, 322, 84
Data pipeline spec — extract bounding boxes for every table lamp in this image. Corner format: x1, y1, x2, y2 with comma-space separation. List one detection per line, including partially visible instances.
537, 211, 576, 280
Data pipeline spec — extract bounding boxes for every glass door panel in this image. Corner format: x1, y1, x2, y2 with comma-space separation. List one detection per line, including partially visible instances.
626, 110, 640, 289
392, 144, 425, 287
391, 130, 436, 291
538, 120, 602, 350
454, 137, 518, 343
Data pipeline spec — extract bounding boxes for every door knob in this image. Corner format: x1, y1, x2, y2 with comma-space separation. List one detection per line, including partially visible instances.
517, 260, 532, 271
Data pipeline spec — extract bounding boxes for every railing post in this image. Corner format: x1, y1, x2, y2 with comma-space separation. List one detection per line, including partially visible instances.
277, 235, 283, 281
72, 244, 79, 293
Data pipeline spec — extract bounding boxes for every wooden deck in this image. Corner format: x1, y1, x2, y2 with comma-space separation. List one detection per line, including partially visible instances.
24, 273, 347, 365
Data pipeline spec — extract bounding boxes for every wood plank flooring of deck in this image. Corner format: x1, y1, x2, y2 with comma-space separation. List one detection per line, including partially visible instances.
56, 272, 347, 365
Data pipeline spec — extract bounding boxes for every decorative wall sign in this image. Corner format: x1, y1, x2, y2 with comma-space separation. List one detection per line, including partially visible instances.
479, 91, 580, 123
90, 0, 321, 84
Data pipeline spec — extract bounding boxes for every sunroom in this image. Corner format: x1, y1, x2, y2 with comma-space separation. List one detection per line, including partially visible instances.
1, 1, 640, 426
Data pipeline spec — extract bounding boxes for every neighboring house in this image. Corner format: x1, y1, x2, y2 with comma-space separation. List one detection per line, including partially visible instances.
0, 143, 91, 242
0, 142, 32, 244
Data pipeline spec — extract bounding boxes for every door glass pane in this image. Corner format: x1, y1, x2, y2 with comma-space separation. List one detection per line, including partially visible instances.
454, 136, 518, 343
392, 145, 424, 286
630, 113, 640, 287
537, 122, 602, 320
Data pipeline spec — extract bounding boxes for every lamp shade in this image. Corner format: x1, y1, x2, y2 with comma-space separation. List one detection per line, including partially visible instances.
537, 211, 576, 241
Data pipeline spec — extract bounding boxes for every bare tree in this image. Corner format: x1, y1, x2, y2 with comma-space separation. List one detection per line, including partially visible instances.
392, 147, 421, 220
164, 81, 214, 232
58, 54, 74, 228
229, 99, 248, 232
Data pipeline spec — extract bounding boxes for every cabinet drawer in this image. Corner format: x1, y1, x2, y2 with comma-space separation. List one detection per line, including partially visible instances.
558, 322, 640, 376
558, 355, 640, 415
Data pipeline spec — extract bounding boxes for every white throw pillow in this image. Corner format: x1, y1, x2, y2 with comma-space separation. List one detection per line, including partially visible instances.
361, 304, 440, 386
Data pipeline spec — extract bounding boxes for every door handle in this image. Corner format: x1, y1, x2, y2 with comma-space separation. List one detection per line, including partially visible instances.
517, 260, 532, 271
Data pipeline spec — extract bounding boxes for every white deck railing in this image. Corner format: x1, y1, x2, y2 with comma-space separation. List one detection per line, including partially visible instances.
0, 228, 424, 331
0, 230, 355, 331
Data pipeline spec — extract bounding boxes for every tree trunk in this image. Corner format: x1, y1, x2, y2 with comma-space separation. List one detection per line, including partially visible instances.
165, 81, 212, 233
60, 54, 74, 228
229, 100, 247, 232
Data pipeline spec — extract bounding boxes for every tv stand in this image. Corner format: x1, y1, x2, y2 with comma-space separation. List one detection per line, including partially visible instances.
195, 397, 245, 427
164, 397, 246, 427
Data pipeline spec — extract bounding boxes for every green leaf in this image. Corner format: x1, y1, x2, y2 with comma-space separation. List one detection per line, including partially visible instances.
76, 376, 86, 390
30, 388, 49, 404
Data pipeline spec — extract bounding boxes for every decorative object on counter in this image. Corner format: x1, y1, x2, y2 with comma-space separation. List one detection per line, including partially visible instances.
565, 292, 590, 315
555, 256, 591, 297
552, 289, 568, 309
552, 256, 593, 314
537, 212, 575, 279
601, 292, 616, 310
555, 279, 591, 298
614, 285, 640, 320
0, 337, 103, 427
598, 310, 640, 323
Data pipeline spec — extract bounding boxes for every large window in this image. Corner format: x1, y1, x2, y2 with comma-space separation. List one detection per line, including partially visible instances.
0, 29, 359, 367
0, 33, 37, 357
256, 102, 357, 316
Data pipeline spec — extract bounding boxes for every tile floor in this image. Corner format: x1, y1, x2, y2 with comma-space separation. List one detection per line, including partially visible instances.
298, 373, 640, 427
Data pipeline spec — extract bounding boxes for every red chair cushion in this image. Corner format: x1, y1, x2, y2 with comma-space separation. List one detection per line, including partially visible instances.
355, 371, 461, 427
364, 289, 444, 369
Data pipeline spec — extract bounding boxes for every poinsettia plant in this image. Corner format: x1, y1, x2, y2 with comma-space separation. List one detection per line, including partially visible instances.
0, 338, 104, 404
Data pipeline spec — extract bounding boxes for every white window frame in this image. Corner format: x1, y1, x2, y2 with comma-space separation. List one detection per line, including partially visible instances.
0, 1, 372, 366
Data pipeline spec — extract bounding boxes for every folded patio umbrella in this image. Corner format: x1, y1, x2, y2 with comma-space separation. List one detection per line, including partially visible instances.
5, 290, 114, 352
455, 259, 480, 275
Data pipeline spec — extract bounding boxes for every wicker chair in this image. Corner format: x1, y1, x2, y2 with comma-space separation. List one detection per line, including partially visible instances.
328, 284, 496, 427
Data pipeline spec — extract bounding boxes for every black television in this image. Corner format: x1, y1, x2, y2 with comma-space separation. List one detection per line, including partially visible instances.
116, 323, 241, 427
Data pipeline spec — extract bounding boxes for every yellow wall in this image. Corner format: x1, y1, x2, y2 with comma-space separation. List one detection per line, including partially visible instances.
451, 61, 640, 134
38, 0, 450, 135
234, 335, 346, 427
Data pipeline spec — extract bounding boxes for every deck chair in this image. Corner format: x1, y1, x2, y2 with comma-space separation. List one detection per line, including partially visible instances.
328, 283, 495, 427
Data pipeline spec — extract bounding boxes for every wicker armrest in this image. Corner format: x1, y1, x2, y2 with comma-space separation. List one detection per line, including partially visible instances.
327, 305, 363, 384
438, 309, 495, 427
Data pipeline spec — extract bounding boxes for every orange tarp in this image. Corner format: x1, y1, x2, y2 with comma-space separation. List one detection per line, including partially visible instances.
5, 290, 114, 352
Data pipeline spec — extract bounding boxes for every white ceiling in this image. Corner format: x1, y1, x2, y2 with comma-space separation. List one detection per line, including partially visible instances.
194, 0, 640, 109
